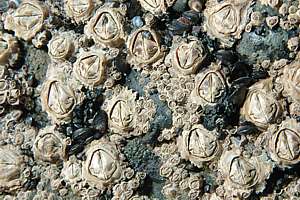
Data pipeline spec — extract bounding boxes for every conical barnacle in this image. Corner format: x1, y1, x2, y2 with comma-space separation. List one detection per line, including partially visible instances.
0, 32, 19, 66
73, 48, 108, 87
61, 156, 82, 185
267, 118, 300, 167
82, 139, 124, 190
84, 5, 127, 47
33, 126, 70, 164
137, 0, 175, 15
64, 0, 95, 24
282, 60, 300, 103
127, 25, 164, 68
177, 124, 221, 167
203, 0, 253, 47
3, 0, 49, 41
166, 36, 206, 75
190, 63, 227, 107
241, 78, 283, 131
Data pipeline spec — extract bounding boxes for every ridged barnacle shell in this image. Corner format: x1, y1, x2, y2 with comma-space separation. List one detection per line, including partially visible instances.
74, 48, 108, 87
64, 0, 95, 23
0, 145, 26, 193
267, 118, 300, 167
82, 139, 123, 190
103, 86, 138, 134
191, 64, 227, 107
282, 61, 300, 103
85, 5, 127, 47
127, 25, 164, 68
48, 31, 76, 61
137, 0, 175, 15
33, 126, 70, 163
203, 0, 253, 47
177, 124, 221, 167
0, 32, 19, 66
4, 0, 49, 41
167, 36, 206, 75
241, 78, 283, 131
61, 156, 82, 185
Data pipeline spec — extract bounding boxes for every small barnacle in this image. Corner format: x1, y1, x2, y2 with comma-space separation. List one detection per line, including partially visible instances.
73, 49, 107, 87
64, 0, 95, 23
190, 64, 227, 107
250, 11, 263, 26
0, 32, 19, 66
279, 3, 288, 16
127, 25, 164, 68
241, 78, 283, 131
33, 126, 69, 163
85, 5, 127, 47
287, 37, 299, 52
203, 0, 253, 47
266, 16, 279, 29
282, 61, 300, 103
137, 0, 174, 15
61, 156, 82, 185
177, 124, 221, 167
167, 36, 206, 75
4, 0, 49, 41
82, 139, 123, 190
267, 118, 300, 167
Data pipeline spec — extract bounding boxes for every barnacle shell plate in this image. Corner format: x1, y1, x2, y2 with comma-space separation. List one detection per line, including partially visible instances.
65, 0, 94, 23
0, 32, 19, 66
283, 61, 300, 103
48, 33, 74, 60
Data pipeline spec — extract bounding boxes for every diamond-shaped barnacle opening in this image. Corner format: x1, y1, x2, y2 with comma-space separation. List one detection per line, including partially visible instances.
48, 32, 75, 61
283, 61, 300, 103
65, 0, 94, 23
138, 0, 169, 15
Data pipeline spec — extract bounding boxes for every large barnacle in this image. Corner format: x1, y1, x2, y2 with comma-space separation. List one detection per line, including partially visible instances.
282, 61, 300, 103
85, 6, 126, 47
82, 140, 123, 190
137, 0, 175, 15
64, 0, 94, 23
241, 78, 283, 131
4, 0, 49, 41
0, 32, 19, 66
48, 32, 76, 61
203, 0, 253, 47
177, 124, 221, 167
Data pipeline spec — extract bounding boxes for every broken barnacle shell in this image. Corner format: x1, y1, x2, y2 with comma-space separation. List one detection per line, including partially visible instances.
4, 0, 49, 41
137, 0, 175, 15
266, 118, 300, 167
177, 124, 221, 167
84, 5, 127, 47
33, 126, 70, 164
218, 148, 273, 198
64, 0, 95, 24
241, 78, 283, 131
166, 36, 206, 75
282, 60, 300, 103
190, 63, 227, 107
82, 139, 125, 190
0, 32, 19, 66
203, 0, 253, 47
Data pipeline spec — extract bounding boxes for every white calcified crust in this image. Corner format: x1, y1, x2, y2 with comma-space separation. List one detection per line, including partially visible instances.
0, 32, 19, 66
203, 0, 253, 47
64, 0, 95, 24
4, 0, 49, 41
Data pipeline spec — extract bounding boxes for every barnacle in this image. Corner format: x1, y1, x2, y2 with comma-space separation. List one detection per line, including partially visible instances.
85, 5, 127, 47
137, 0, 175, 15
4, 0, 49, 41
0, 32, 19, 66
177, 124, 221, 167
241, 78, 283, 130
203, 0, 253, 47
64, 0, 95, 23
282, 61, 300, 103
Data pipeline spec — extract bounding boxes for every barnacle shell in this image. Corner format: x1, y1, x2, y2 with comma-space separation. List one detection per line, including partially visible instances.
0, 32, 19, 66
73, 49, 108, 87
191, 65, 227, 107
82, 140, 123, 190
33, 126, 69, 163
85, 6, 126, 47
282, 61, 300, 103
241, 78, 283, 130
4, 0, 49, 41
127, 26, 164, 68
64, 0, 94, 23
48, 32, 76, 61
177, 124, 221, 167
267, 118, 300, 167
137, 0, 175, 15
168, 36, 206, 75
61, 156, 82, 185
203, 0, 253, 47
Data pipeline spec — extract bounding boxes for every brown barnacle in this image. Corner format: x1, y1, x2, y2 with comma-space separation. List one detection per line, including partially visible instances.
190, 64, 227, 107
287, 37, 299, 52
177, 124, 221, 167
266, 16, 279, 29
0, 32, 19, 66
241, 78, 283, 131
282, 61, 300, 103
127, 26, 164, 68
64, 0, 95, 23
48, 32, 76, 61
250, 11, 263, 26
73, 49, 108, 87
167, 36, 206, 75
267, 118, 300, 167
84, 5, 127, 47
137, 0, 174, 15
4, 0, 49, 41
33, 126, 69, 164
203, 0, 253, 47
82, 139, 123, 190
279, 3, 288, 16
